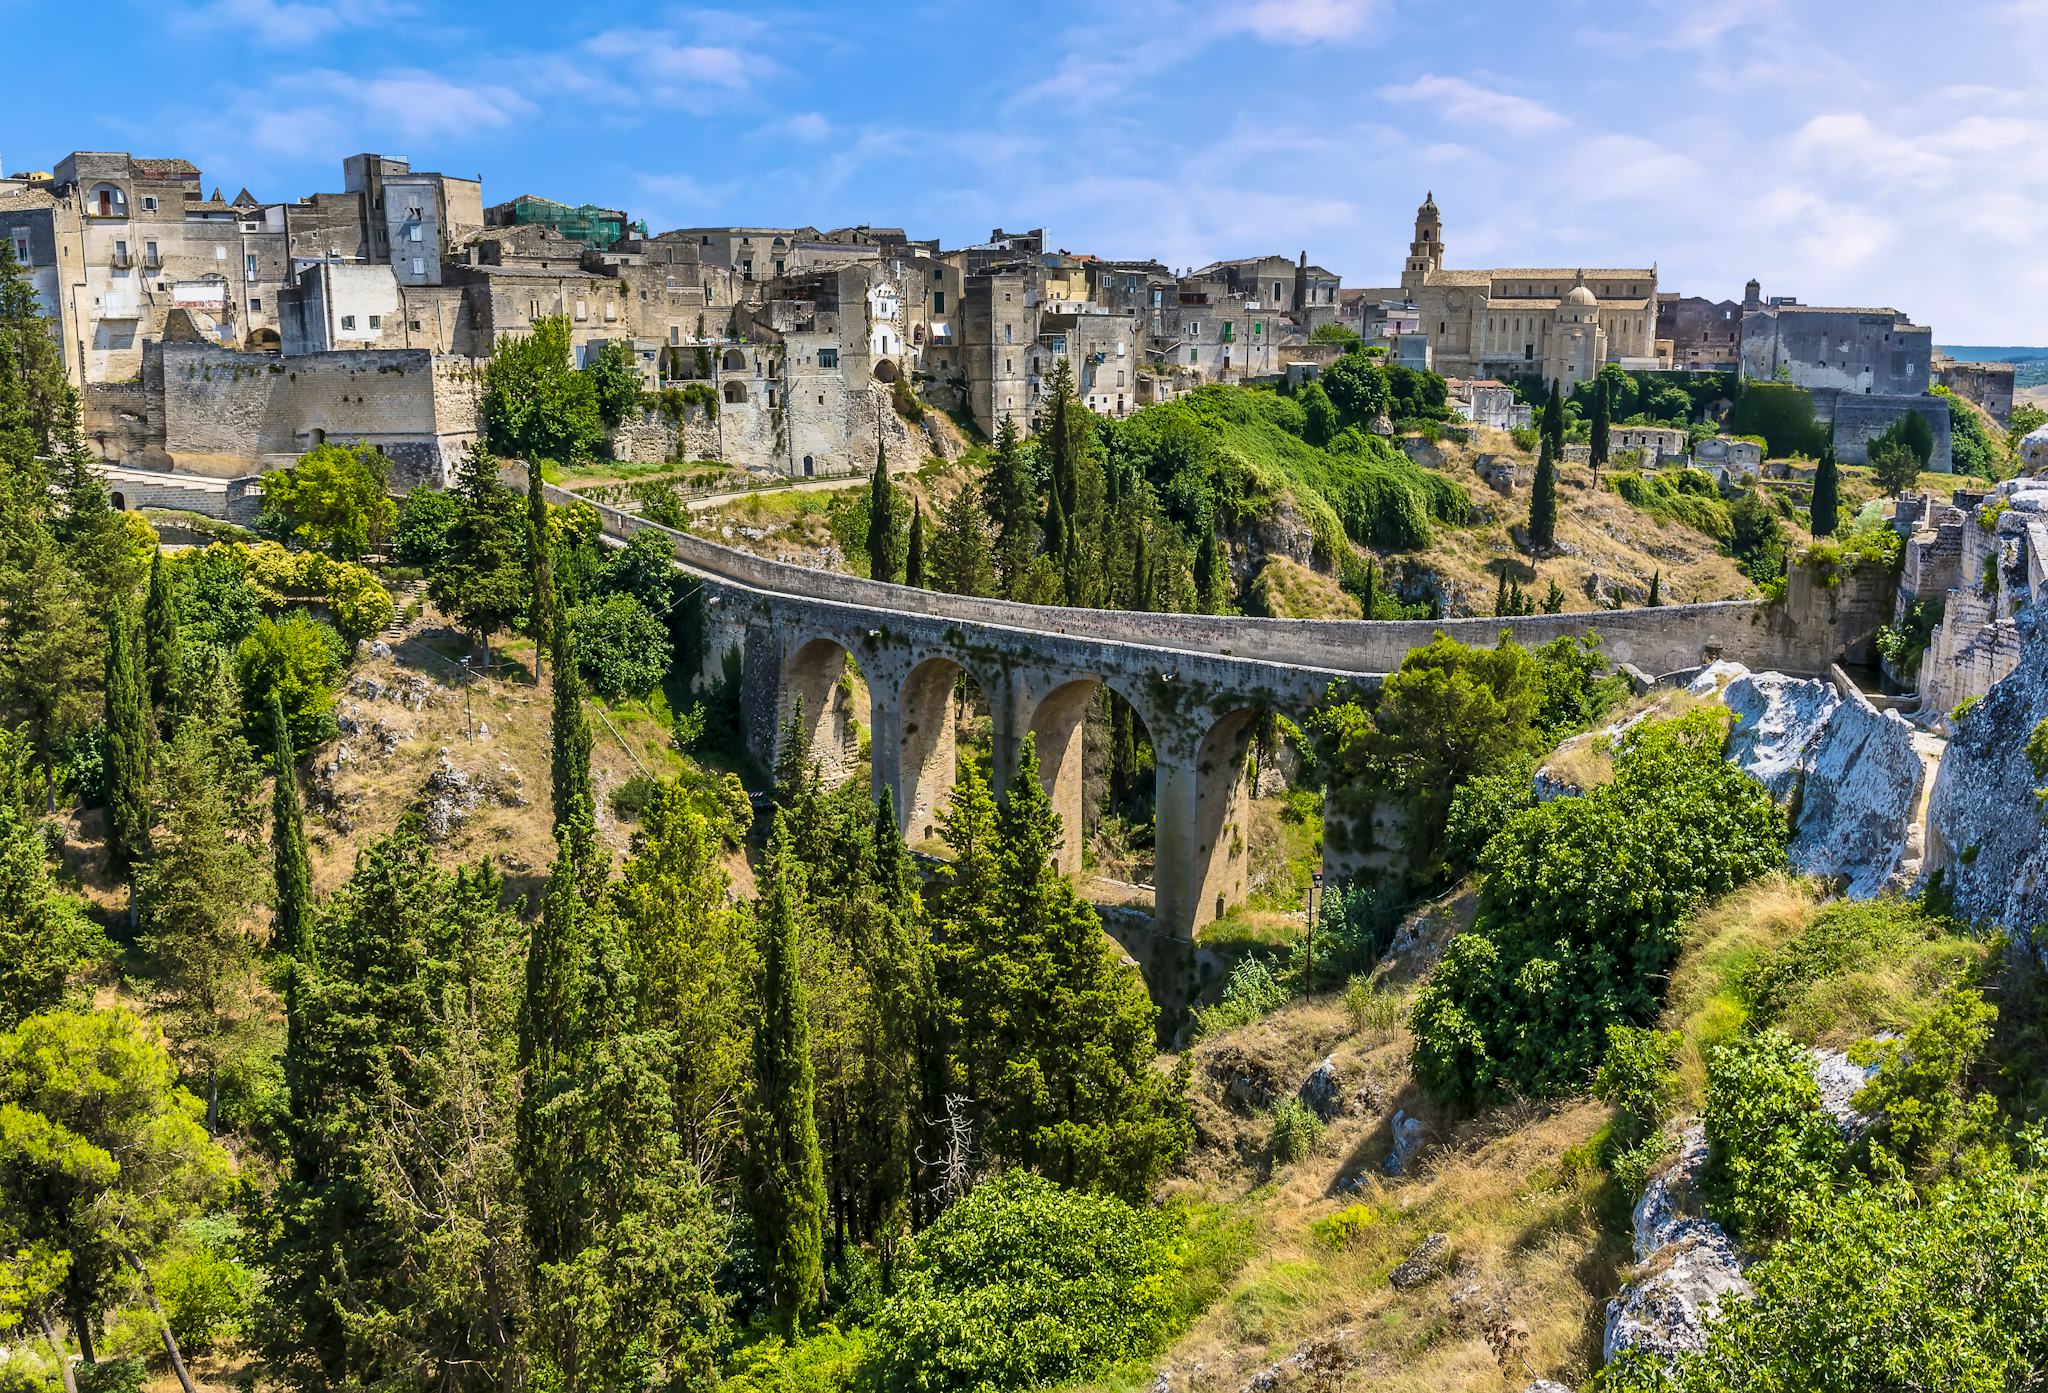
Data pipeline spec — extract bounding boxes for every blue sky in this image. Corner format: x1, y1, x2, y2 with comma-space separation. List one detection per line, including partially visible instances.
8, 0, 2047, 342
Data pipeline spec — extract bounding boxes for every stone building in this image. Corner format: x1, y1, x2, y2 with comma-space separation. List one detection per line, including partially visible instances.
1445, 378, 1528, 431
1395, 192, 1660, 386
1692, 436, 1764, 484
1611, 424, 1688, 465
1893, 479, 2048, 718
1737, 279, 1930, 397
1657, 292, 1743, 370
1931, 351, 2016, 426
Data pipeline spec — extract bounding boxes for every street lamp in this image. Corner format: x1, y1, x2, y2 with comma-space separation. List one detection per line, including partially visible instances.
458, 655, 475, 739
1307, 870, 1323, 993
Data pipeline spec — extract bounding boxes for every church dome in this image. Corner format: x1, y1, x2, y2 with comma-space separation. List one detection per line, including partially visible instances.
1563, 282, 1598, 309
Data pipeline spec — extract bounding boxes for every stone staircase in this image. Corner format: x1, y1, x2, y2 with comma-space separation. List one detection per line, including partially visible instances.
381, 579, 429, 644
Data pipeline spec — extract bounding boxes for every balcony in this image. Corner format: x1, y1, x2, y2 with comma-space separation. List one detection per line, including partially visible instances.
142, 252, 162, 271
109, 249, 132, 270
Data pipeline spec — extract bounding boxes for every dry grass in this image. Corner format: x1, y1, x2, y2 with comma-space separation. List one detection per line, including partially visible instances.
1660, 873, 1819, 1100
1404, 431, 1757, 615
1148, 982, 1625, 1393
1253, 557, 1361, 620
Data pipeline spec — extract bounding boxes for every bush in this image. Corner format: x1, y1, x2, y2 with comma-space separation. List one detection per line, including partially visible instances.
1345, 976, 1401, 1038
1603, 1152, 2048, 1392
1293, 878, 1406, 989
1309, 1201, 1380, 1248
1411, 712, 1786, 1105
868, 1171, 1182, 1393
156, 1219, 255, 1354
609, 773, 664, 821
1270, 1096, 1325, 1164
570, 593, 671, 702
1193, 955, 1290, 1037
1700, 1029, 1843, 1243
1441, 767, 1536, 871
1851, 988, 1998, 1176
258, 441, 397, 559
1609, 469, 1732, 540
236, 610, 346, 748
1725, 381, 1828, 458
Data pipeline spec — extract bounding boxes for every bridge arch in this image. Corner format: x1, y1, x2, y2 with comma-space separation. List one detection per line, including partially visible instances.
894, 654, 1000, 847
1153, 703, 1265, 943
778, 635, 861, 787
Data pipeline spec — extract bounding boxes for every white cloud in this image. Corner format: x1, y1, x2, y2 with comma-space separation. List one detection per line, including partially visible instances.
1377, 75, 1567, 134
1219, 0, 1385, 44
580, 30, 771, 106
178, 0, 405, 47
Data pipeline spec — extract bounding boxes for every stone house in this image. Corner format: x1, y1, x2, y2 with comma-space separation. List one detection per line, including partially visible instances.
1932, 351, 2016, 425
1737, 280, 1930, 397
1445, 378, 1528, 431
1656, 292, 1742, 370
1691, 436, 1763, 483
1612, 424, 1688, 465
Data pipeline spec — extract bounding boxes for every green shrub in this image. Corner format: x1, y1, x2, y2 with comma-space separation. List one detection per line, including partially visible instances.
1441, 767, 1537, 871
868, 1171, 1182, 1393
609, 773, 665, 821
1270, 1096, 1325, 1164
156, 1219, 255, 1355
1411, 712, 1786, 1105
1345, 976, 1402, 1038
1309, 1201, 1380, 1248
569, 593, 672, 701
1724, 380, 1828, 458
1852, 988, 1999, 1176
1700, 1029, 1843, 1243
1602, 1153, 2048, 1392
1609, 469, 1733, 540
1740, 897, 1986, 1042
235, 610, 346, 748
1194, 955, 1291, 1037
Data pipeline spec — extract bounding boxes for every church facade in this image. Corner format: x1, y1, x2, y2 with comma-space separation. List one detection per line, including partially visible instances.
1398, 193, 1662, 388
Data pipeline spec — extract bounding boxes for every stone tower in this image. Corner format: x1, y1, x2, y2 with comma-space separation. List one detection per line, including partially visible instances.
1403, 192, 1443, 290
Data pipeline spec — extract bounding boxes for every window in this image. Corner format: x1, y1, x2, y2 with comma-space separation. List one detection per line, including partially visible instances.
144, 240, 159, 264
818, 347, 839, 369
140, 195, 157, 212
408, 319, 422, 331
1189, 321, 1200, 338
1003, 323, 1011, 343
368, 314, 381, 330
340, 314, 356, 330
250, 297, 262, 312
1274, 280, 1282, 299
113, 239, 129, 266
1189, 348, 1198, 364
8, 228, 26, 263
215, 246, 226, 260
670, 325, 681, 346
574, 299, 588, 321
1005, 358, 1012, 373
246, 253, 258, 278
933, 290, 944, 312
408, 224, 423, 243
411, 257, 425, 277
1116, 370, 1125, 386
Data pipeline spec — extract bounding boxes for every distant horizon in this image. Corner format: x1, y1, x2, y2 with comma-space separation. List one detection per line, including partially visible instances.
1938, 345, 2048, 359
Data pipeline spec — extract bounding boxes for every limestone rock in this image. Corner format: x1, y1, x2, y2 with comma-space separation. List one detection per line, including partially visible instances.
1385, 1109, 1425, 1176
1298, 1055, 1344, 1121
1388, 1233, 1448, 1289
1926, 604, 2048, 933
1607, 1122, 1752, 1364
1685, 660, 1750, 697
1813, 1042, 1886, 1137
1523, 1383, 1576, 1393
1722, 672, 1836, 801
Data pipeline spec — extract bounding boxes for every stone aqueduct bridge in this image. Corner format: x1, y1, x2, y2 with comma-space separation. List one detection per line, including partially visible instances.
557, 486, 1868, 988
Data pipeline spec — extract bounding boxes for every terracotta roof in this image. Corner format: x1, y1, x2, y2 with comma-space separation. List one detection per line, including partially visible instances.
1421, 269, 1492, 287
1487, 267, 1655, 281
133, 158, 200, 177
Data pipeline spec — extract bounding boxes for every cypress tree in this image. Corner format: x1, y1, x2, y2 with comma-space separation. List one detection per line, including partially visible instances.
1194, 521, 1221, 615
904, 500, 925, 589
1811, 444, 1840, 538
517, 828, 581, 1271
1044, 480, 1069, 570
747, 813, 827, 1326
1647, 570, 1663, 607
1493, 568, 1510, 617
527, 458, 554, 686
1529, 426, 1559, 553
866, 436, 895, 582
103, 601, 151, 899
269, 692, 311, 958
985, 417, 1035, 596
1544, 377, 1566, 454
1061, 519, 1083, 607
548, 598, 595, 871
1130, 524, 1152, 613
1361, 557, 1377, 618
1590, 376, 1611, 476
143, 548, 182, 717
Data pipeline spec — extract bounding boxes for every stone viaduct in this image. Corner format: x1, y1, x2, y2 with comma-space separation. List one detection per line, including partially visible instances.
552, 485, 1875, 999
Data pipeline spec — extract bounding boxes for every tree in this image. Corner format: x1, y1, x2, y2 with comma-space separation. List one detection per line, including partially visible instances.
1729, 490, 1789, 584
102, 601, 150, 897
584, 339, 643, 431
1700, 1029, 1845, 1243
1647, 569, 1663, 606
568, 592, 669, 702
904, 499, 926, 589
480, 316, 603, 465
391, 486, 461, 570
929, 472, 994, 597
1528, 382, 1560, 552
548, 600, 595, 869
984, 417, 1036, 597
867, 437, 897, 583
0, 806, 105, 1029
0, 1008, 231, 1388
527, 460, 555, 687
1322, 352, 1390, 426
137, 717, 265, 1131
235, 611, 345, 750
1298, 380, 1340, 447
1590, 375, 1611, 475
428, 446, 532, 676
1870, 436, 1922, 496
745, 815, 827, 1325
2006, 401, 2046, 455
268, 694, 311, 960
143, 549, 183, 718
1810, 444, 1840, 537
258, 442, 397, 560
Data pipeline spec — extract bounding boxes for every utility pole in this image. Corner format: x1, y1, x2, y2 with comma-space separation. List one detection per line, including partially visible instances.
1307, 870, 1322, 993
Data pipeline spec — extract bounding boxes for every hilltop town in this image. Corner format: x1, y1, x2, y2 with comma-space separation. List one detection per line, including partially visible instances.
5, 156, 2035, 485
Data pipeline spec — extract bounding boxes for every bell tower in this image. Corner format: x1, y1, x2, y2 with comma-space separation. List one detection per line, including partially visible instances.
1403, 191, 1443, 289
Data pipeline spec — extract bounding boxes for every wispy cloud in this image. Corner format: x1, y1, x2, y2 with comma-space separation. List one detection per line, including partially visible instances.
175, 0, 408, 47
1218, 0, 1386, 44
1377, 74, 1567, 133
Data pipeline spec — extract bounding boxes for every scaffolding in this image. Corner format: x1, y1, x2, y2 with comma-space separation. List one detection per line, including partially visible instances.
499, 196, 647, 250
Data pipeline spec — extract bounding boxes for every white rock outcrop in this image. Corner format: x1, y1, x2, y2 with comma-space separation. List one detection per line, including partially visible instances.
1721, 673, 1926, 898
1604, 1124, 1752, 1366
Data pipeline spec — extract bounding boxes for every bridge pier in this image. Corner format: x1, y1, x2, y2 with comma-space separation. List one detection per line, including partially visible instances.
1151, 708, 1258, 945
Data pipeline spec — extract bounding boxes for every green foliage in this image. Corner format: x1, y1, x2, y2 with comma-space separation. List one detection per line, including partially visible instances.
1740, 897, 1987, 1043
866, 440, 898, 583
387, 487, 460, 569
427, 447, 532, 666
1852, 988, 1999, 1177
1345, 978, 1402, 1038
1594, 1026, 1682, 1188
235, 611, 344, 749
1311, 1203, 1381, 1251
585, 339, 644, 430
1934, 386, 2001, 478
1193, 955, 1290, 1038
1725, 380, 1828, 458
1869, 435, 1922, 496
568, 592, 670, 702
1412, 712, 1787, 1105
1309, 323, 1361, 346
154, 1219, 253, 1356
101, 602, 150, 882
1700, 1028, 1843, 1243
1874, 596, 1943, 675
481, 315, 603, 464
868, 1171, 1182, 1393
0, 807, 107, 1029
1609, 468, 1732, 540
1269, 1097, 1325, 1164
1601, 1151, 2048, 1393
1727, 489, 1789, 584
1809, 444, 1840, 537
258, 442, 396, 560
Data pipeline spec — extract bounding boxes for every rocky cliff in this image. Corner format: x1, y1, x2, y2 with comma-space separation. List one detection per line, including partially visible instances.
1926, 603, 2048, 933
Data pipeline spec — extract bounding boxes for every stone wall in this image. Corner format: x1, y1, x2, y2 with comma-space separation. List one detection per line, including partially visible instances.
95, 464, 264, 524
153, 342, 477, 487
1828, 391, 1953, 472
610, 385, 938, 476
